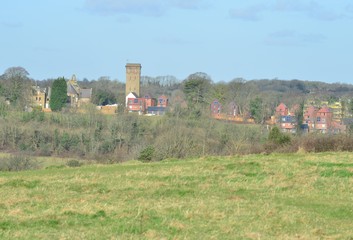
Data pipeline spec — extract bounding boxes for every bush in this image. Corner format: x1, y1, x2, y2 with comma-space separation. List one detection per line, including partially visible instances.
138, 146, 155, 162
66, 159, 82, 167
268, 126, 291, 145
0, 154, 40, 171
298, 134, 353, 153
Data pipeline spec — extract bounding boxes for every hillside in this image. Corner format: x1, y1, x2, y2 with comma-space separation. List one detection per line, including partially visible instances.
1, 153, 353, 239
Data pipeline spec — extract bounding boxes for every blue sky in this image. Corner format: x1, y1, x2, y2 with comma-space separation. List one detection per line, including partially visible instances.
1, 0, 352, 83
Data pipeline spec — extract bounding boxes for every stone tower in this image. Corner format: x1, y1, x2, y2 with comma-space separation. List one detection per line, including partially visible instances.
125, 63, 141, 97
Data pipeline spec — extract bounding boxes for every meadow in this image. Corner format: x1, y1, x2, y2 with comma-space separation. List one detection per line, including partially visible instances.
1, 152, 353, 239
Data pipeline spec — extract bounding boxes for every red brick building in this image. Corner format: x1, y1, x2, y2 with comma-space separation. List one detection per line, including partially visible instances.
303, 105, 318, 132
127, 98, 145, 113
157, 95, 169, 107
315, 106, 333, 133
275, 103, 289, 117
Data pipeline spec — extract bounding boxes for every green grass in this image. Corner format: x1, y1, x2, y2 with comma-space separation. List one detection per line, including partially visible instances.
1, 152, 353, 239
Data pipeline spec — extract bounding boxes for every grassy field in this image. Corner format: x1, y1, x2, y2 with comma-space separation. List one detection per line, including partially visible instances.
1, 152, 353, 239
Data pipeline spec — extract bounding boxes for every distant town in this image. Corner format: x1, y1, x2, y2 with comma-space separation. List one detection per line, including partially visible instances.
9, 63, 353, 135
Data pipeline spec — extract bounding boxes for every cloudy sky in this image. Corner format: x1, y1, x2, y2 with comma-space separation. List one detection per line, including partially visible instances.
1, 0, 352, 83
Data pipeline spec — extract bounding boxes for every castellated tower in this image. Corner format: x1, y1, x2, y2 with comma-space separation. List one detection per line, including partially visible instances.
125, 63, 141, 97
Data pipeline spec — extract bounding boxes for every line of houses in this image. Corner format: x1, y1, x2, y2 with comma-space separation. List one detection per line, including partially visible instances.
210, 99, 351, 133
126, 92, 169, 115
275, 102, 347, 134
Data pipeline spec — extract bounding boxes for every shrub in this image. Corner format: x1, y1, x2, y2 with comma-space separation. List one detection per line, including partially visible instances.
66, 159, 82, 167
138, 146, 155, 162
268, 126, 291, 145
298, 134, 353, 153
0, 154, 40, 172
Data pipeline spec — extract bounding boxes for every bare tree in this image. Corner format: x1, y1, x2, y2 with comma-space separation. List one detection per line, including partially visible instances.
2, 66, 31, 107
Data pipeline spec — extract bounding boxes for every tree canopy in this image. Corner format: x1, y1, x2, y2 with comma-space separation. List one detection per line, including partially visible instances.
0, 66, 31, 107
50, 77, 67, 111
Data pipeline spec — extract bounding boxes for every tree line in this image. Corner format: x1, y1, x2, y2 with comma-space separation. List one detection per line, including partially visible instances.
2, 66, 353, 119
2, 66, 353, 168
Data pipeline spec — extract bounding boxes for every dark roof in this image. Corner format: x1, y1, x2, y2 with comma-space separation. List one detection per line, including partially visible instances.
67, 83, 79, 95
147, 106, 167, 112
281, 115, 297, 123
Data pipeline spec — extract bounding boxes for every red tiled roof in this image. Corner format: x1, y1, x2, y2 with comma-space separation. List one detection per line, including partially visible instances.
318, 106, 331, 113
304, 105, 318, 117
276, 103, 287, 112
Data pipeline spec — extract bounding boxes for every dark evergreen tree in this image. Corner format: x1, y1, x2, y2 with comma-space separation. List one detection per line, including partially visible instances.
250, 97, 263, 124
50, 77, 67, 111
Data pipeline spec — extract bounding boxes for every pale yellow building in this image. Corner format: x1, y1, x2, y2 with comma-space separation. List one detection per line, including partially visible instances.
125, 63, 141, 98
31, 86, 47, 109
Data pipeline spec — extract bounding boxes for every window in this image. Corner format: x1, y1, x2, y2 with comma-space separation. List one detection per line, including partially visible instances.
133, 99, 138, 103
317, 117, 321, 122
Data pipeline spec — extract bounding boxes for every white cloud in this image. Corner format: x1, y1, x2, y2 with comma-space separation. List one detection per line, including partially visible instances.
1, 21, 22, 28
84, 0, 165, 16
171, 0, 206, 10
230, 0, 344, 22
274, 0, 343, 21
265, 30, 326, 46
229, 4, 268, 21
84, 0, 209, 16
273, 0, 316, 12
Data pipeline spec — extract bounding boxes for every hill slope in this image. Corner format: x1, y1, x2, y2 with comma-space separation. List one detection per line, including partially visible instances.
1, 153, 353, 239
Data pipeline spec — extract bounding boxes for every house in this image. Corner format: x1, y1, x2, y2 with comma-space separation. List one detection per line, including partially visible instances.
143, 94, 156, 109
147, 95, 168, 115
227, 101, 237, 117
275, 103, 297, 132
126, 93, 169, 115
210, 99, 222, 116
67, 74, 92, 107
157, 95, 169, 107
127, 97, 145, 113
126, 92, 138, 107
126, 94, 145, 113
31, 86, 47, 109
279, 115, 297, 133
315, 106, 333, 133
275, 103, 288, 117
303, 105, 318, 132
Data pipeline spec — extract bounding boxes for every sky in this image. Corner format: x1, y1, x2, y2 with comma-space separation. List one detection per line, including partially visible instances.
1, 0, 353, 83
